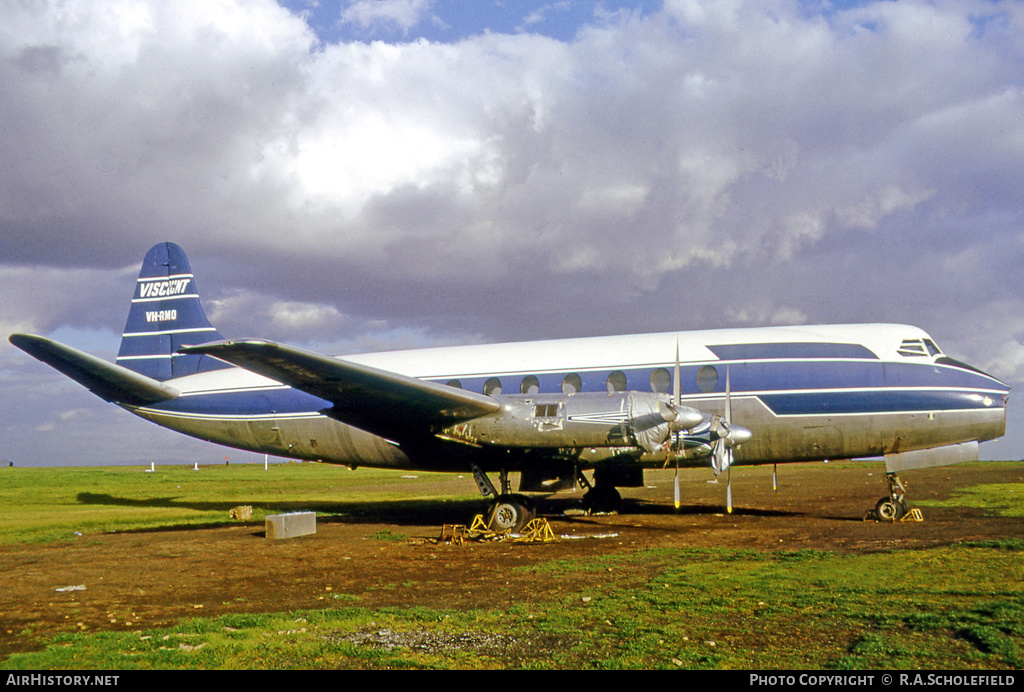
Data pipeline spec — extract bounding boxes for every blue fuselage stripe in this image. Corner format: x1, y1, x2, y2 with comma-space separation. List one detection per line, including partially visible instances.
758, 390, 1000, 416
147, 358, 1008, 419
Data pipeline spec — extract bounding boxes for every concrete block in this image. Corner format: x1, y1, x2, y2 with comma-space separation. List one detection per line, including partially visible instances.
265, 511, 316, 539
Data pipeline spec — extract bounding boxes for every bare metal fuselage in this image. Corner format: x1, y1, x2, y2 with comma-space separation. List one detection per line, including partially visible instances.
125, 324, 1008, 473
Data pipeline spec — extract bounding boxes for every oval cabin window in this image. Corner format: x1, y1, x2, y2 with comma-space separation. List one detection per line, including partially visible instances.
650, 367, 671, 393
562, 373, 582, 394
697, 365, 719, 393
606, 370, 627, 393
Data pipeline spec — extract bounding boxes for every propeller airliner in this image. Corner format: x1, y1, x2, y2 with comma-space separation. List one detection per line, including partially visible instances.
10, 243, 1010, 530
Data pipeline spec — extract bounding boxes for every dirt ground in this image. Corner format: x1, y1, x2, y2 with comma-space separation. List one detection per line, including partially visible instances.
2, 462, 1023, 660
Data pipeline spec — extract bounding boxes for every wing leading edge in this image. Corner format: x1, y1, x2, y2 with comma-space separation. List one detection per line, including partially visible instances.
180, 339, 501, 442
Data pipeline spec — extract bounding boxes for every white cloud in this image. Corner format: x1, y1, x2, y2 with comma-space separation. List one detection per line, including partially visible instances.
3, 0, 1024, 463
1, 0, 1020, 313
340, 0, 438, 35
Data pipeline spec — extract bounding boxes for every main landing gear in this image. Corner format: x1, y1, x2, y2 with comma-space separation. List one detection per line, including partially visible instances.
868, 472, 923, 522
472, 466, 624, 531
472, 466, 536, 532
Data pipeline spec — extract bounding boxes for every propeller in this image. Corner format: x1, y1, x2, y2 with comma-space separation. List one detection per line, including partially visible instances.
661, 340, 751, 513
673, 339, 681, 509
714, 367, 733, 512
710, 367, 752, 514
659, 338, 686, 509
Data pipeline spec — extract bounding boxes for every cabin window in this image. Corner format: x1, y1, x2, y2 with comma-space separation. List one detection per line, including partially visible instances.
483, 377, 502, 396
697, 365, 719, 393
650, 367, 671, 394
606, 370, 627, 393
562, 373, 582, 394
520, 375, 540, 394
446, 379, 462, 389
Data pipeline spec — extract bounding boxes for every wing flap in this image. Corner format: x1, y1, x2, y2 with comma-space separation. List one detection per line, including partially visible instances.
180, 339, 501, 440
10, 334, 180, 406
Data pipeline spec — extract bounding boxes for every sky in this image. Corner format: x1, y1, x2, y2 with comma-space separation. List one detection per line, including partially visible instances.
1, 0, 1023, 466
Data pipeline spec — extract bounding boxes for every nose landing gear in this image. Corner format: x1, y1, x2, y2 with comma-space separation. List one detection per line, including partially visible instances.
868, 473, 923, 522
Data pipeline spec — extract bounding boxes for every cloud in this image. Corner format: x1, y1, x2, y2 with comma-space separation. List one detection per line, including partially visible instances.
2, 0, 1024, 463
340, 0, 440, 35
0, 265, 137, 345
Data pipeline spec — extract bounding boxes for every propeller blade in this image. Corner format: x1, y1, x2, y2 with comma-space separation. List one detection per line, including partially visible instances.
713, 429, 724, 476
722, 367, 734, 513
674, 463, 680, 510
726, 464, 733, 514
673, 338, 681, 410
725, 365, 732, 427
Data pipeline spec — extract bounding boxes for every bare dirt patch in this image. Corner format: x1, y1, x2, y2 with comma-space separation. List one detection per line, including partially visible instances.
2, 462, 1022, 659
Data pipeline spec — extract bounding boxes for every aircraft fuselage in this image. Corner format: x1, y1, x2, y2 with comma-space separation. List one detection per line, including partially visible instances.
126, 323, 1008, 472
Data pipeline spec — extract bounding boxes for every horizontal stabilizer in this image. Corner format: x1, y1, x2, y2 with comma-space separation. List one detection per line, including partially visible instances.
10, 334, 179, 406
884, 440, 980, 473
180, 339, 502, 440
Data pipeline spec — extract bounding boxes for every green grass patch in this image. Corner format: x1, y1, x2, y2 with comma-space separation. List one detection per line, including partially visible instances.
368, 529, 408, 541
916, 483, 1024, 517
0, 464, 476, 544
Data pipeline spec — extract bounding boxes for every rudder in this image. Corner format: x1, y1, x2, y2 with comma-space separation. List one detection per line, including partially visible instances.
116, 242, 229, 380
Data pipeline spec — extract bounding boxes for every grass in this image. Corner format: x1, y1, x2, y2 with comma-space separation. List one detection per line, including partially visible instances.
917, 483, 1024, 517
0, 463, 474, 544
1, 461, 1023, 669
4, 541, 1022, 670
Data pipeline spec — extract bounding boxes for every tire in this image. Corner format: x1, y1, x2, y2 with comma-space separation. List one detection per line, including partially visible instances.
487, 495, 535, 532
875, 497, 901, 522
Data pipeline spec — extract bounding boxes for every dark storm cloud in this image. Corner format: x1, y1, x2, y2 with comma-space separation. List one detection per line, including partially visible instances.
3, 0, 1023, 464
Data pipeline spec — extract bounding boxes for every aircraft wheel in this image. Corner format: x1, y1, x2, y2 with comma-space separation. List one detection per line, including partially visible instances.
875, 497, 902, 522
487, 495, 535, 532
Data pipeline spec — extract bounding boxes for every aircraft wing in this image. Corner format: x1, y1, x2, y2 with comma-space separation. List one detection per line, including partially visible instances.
9, 333, 180, 406
180, 339, 501, 441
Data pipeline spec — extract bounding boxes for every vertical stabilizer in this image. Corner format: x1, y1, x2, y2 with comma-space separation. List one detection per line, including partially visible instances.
116, 242, 229, 380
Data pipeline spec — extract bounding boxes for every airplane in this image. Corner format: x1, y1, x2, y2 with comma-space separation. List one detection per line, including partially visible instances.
9, 242, 1010, 531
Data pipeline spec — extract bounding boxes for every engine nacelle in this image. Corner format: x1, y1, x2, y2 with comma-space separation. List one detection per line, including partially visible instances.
438, 391, 704, 453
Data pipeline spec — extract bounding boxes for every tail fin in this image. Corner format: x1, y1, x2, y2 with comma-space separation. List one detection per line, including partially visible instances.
116, 242, 230, 380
